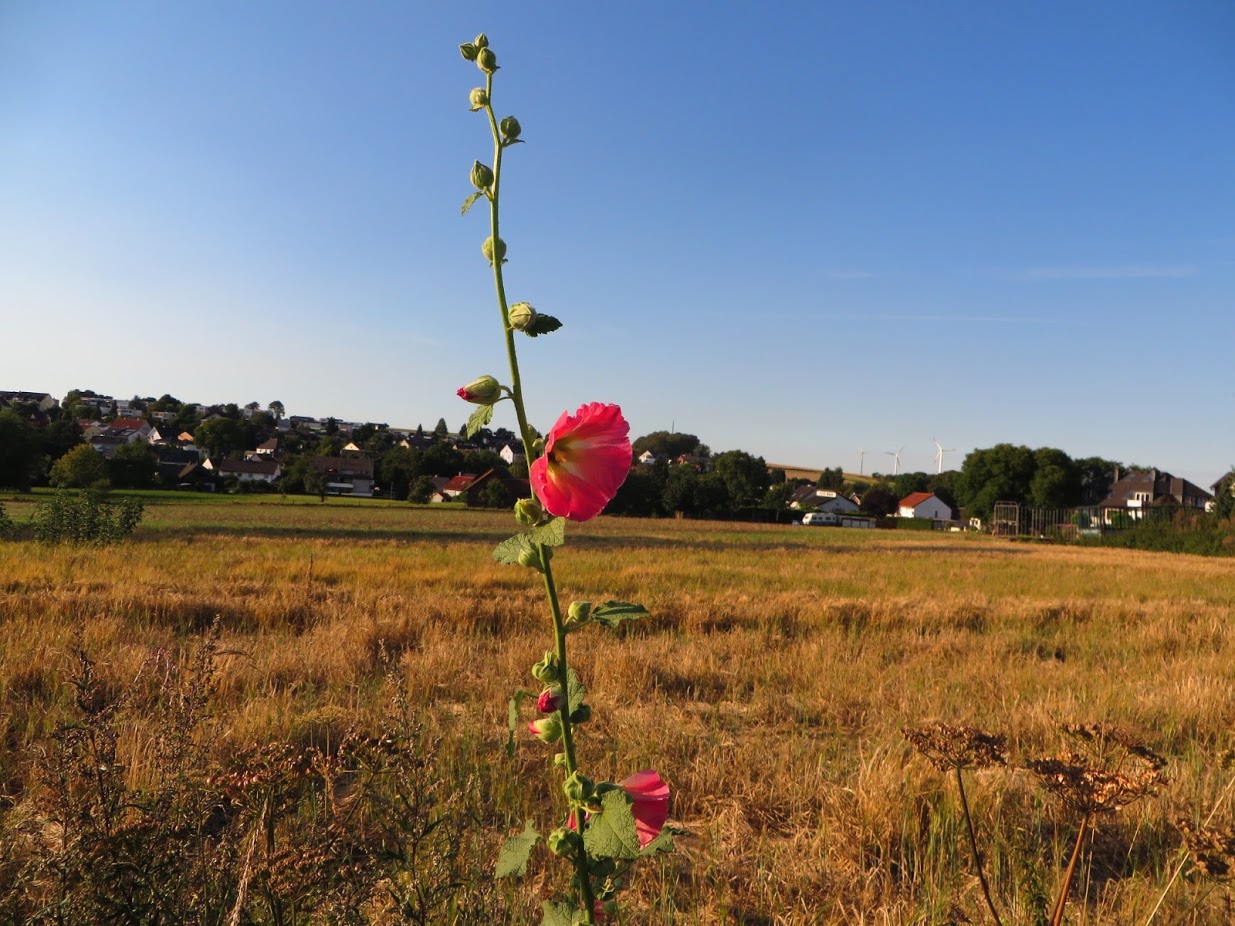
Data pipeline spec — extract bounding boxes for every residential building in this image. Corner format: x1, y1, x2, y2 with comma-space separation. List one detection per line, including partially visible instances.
310, 456, 375, 497
898, 491, 953, 520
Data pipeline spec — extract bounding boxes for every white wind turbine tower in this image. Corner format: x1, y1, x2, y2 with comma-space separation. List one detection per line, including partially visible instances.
933, 438, 957, 474
858, 449, 867, 475
885, 446, 904, 476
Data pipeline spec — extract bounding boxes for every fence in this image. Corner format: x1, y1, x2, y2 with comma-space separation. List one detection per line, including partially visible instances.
989, 502, 1193, 540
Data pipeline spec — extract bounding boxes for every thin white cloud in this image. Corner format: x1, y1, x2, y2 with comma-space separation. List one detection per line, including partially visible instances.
1009, 265, 1197, 281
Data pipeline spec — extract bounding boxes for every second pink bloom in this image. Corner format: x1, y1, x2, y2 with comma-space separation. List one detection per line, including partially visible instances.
530, 402, 632, 522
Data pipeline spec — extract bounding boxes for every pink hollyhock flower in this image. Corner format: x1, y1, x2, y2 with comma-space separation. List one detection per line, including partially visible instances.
621, 769, 670, 849
536, 688, 562, 713
530, 403, 631, 521
571, 770, 670, 849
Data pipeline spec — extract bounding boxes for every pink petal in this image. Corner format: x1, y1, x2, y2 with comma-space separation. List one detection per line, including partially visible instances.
621, 769, 670, 849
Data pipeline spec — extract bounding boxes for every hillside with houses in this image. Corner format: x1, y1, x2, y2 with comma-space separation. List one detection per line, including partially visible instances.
2, 389, 1232, 534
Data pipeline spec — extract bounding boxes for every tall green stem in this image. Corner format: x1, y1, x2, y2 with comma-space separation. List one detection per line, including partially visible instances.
482, 71, 596, 925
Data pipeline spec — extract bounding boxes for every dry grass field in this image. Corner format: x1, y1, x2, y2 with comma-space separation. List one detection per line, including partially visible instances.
3, 493, 1235, 923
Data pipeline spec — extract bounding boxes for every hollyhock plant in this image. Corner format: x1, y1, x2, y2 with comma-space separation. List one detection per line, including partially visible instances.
456, 33, 672, 923
530, 403, 632, 522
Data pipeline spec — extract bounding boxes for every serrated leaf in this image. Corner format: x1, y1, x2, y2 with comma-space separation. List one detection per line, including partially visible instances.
583, 788, 641, 860
496, 820, 540, 878
524, 314, 563, 338
591, 600, 651, 629
461, 190, 484, 216
640, 826, 675, 857
540, 901, 582, 926
565, 667, 587, 713
466, 403, 494, 438
528, 517, 565, 547
493, 532, 536, 566
506, 689, 531, 758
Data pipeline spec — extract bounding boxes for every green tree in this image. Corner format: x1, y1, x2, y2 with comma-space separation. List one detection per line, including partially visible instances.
817, 466, 845, 491
49, 445, 110, 489
409, 475, 439, 504
859, 486, 898, 517
711, 450, 770, 507
434, 418, 449, 438
608, 469, 663, 517
195, 417, 248, 458
0, 410, 41, 489
109, 441, 157, 489
764, 481, 797, 510
1029, 447, 1081, 508
632, 431, 703, 461
956, 444, 1036, 520
1214, 469, 1235, 520
892, 471, 930, 500
41, 417, 84, 465
379, 446, 421, 501
422, 442, 465, 477
662, 464, 700, 515
268, 400, 285, 421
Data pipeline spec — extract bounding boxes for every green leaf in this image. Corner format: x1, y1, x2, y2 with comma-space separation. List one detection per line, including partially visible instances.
495, 820, 540, 878
506, 689, 531, 758
540, 901, 583, 926
492, 532, 535, 566
524, 313, 563, 337
528, 517, 565, 547
583, 788, 641, 860
591, 600, 651, 629
640, 826, 676, 857
466, 403, 494, 438
461, 190, 484, 216
565, 667, 587, 713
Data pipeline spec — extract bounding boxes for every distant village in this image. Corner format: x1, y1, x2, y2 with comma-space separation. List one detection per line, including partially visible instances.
1, 389, 1230, 533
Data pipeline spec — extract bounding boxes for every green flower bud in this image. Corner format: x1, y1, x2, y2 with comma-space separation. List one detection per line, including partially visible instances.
568, 601, 592, 623
569, 704, 592, 724
532, 651, 560, 685
459, 42, 478, 61
456, 375, 501, 405
470, 160, 494, 190
528, 715, 562, 744
514, 496, 548, 526
476, 47, 498, 74
508, 302, 537, 332
563, 771, 595, 803
546, 827, 582, 857
473, 33, 489, 49
516, 542, 549, 572
468, 87, 488, 111
481, 236, 506, 264
499, 115, 522, 142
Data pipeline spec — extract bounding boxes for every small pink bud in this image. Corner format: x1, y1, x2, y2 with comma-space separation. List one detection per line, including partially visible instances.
536, 688, 562, 713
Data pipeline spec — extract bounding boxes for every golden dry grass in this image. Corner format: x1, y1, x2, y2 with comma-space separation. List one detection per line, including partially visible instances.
3, 496, 1235, 923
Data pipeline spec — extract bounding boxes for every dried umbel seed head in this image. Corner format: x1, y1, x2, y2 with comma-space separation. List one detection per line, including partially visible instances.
903, 722, 1007, 772
1177, 818, 1235, 881
1026, 751, 1167, 815
1061, 722, 1167, 770
468, 87, 488, 111
470, 160, 494, 190
508, 302, 537, 331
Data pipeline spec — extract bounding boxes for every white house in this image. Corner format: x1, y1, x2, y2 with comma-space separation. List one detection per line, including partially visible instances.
790, 488, 860, 513
500, 444, 526, 466
216, 459, 281, 484
898, 491, 952, 520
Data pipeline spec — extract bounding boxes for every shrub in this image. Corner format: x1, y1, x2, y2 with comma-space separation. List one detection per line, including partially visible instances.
0, 501, 13, 539
32, 490, 144, 545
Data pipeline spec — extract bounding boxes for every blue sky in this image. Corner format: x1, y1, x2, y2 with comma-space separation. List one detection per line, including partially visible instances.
3, 2, 1232, 484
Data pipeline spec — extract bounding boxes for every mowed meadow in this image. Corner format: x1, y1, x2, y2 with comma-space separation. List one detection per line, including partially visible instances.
3, 493, 1235, 924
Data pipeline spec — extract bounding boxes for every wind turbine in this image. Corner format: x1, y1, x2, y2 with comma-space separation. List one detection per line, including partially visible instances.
858, 449, 867, 475
933, 438, 957, 474
885, 446, 904, 476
